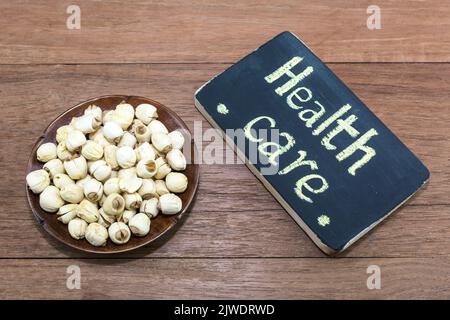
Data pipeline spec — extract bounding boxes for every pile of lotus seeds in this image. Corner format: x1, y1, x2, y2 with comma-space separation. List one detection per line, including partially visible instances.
26, 102, 188, 247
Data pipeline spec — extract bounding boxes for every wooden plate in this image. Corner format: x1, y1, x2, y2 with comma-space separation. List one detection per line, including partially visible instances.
26, 95, 199, 254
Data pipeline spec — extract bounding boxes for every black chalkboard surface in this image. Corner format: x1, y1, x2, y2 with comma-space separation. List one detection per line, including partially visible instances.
194, 31, 429, 255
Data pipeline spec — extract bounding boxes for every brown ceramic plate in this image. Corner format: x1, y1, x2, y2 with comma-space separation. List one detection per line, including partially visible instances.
26, 95, 199, 254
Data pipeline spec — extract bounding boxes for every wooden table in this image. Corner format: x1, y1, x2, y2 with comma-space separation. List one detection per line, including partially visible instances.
1, 0, 449, 299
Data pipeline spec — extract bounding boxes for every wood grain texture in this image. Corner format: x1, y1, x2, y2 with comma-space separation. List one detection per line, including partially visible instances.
1, 63, 448, 205
1, 0, 449, 299
0, 63, 449, 263
1, 0, 450, 64
0, 258, 449, 299
1, 204, 449, 259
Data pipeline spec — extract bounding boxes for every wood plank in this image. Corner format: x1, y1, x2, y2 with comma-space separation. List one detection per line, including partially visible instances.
0, 258, 448, 299
1, 63, 448, 204
1, 63, 448, 258
1, 0, 450, 63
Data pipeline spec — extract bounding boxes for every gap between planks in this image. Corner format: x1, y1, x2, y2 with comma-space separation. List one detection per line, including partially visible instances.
0, 256, 438, 260
2, 62, 450, 66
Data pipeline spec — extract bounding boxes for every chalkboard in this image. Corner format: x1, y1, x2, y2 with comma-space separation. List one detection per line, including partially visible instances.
194, 31, 429, 255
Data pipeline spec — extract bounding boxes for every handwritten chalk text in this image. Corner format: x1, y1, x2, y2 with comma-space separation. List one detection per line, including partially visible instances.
265, 56, 378, 176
